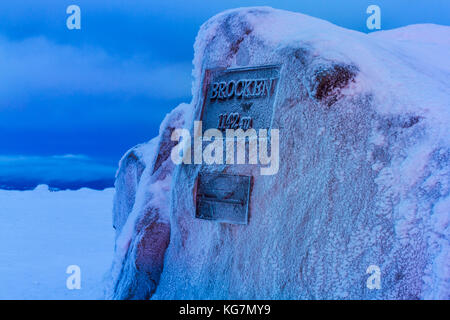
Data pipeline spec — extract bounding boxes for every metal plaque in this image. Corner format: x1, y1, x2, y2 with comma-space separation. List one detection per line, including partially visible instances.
200, 65, 281, 132
195, 173, 251, 225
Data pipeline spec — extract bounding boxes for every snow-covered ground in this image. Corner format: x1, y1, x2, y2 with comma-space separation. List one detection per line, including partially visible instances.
0, 185, 115, 299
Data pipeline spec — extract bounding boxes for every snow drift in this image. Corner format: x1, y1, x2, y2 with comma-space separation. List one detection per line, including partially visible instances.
0, 186, 114, 299
107, 7, 449, 299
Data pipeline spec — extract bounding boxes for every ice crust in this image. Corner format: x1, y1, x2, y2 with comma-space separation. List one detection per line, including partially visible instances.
109, 7, 449, 299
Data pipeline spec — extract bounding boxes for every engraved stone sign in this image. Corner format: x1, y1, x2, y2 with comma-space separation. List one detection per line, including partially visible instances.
195, 173, 251, 225
200, 65, 281, 132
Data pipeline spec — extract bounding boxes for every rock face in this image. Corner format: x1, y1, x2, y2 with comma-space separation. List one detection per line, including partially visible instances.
108, 103, 191, 299
109, 8, 450, 299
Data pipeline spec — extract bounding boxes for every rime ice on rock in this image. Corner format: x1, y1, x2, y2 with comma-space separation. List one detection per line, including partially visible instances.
107, 103, 191, 299
108, 7, 450, 299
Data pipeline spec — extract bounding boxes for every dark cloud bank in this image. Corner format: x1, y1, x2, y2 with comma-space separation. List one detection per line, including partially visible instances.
0, 155, 116, 190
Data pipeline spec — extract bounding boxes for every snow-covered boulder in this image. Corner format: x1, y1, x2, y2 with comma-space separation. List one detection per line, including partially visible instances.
108, 103, 191, 299
109, 7, 449, 299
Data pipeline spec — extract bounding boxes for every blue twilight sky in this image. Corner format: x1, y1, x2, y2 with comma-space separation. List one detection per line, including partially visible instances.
0, 0, 449, 189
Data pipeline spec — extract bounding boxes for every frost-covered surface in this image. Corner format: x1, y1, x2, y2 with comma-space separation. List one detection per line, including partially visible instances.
0, 185, 114, 299
111, 7, 449, 299
106, 103, 191, 299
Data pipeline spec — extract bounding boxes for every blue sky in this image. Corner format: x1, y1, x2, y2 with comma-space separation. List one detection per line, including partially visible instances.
0, 0, 449, 189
